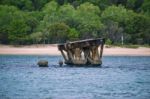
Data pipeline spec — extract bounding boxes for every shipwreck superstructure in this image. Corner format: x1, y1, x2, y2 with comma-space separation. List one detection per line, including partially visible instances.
58, 38, 105, 66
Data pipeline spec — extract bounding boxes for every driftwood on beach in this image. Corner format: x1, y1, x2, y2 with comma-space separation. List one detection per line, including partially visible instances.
58, 38, 105, 66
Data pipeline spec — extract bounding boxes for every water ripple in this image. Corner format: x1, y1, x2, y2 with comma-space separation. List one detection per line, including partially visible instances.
0, 55, 150, 99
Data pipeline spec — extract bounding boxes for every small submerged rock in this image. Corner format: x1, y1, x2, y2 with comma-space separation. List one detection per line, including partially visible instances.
38, 60, 48, 67
58, 60, 63, 67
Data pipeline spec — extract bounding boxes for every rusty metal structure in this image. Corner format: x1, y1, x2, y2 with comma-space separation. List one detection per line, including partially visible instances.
58, 38, 105, 66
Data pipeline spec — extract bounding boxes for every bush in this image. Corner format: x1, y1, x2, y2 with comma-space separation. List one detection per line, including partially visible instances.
105, 39, 112, 45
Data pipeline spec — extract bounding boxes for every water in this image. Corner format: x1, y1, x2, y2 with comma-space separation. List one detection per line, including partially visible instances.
0, 55, 150, 99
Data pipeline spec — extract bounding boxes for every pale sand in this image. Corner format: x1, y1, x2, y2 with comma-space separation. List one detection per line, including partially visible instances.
0, 44, 150, 56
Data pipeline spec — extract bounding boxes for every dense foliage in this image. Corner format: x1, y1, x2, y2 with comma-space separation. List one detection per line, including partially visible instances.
0, 0, 150, 45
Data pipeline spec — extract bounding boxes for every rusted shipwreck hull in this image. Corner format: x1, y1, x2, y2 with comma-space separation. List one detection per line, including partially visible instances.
58, 38, 105, 66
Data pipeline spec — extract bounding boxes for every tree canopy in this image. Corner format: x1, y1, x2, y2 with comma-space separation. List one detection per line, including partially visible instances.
0, 0, 150, 45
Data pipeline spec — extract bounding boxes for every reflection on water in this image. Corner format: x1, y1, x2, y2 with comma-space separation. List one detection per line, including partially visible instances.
0, 55, 150, 99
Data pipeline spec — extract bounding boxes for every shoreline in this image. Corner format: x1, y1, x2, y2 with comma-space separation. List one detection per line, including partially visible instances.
0, 44, 150, 56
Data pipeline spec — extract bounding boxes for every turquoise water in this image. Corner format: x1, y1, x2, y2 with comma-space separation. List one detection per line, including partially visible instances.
0, 55, 150, 99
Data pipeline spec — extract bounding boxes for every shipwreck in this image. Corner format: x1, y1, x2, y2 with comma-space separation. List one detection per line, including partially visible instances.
58, 38, 105, 66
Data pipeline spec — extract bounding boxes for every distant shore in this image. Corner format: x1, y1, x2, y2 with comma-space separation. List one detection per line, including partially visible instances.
0, 44, 150, 56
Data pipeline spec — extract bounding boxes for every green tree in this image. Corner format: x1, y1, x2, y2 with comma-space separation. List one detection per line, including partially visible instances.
68, 28, 79, 41
125, 14, 150, 44
0, 0, 33, 11
126, 0, 136, 9
58, 4, 76, 27
102, 21, 124, 44
8, 11, 30, 44
45, 23, 71, 43
75, 2, 103, 39
0, 5, 18, 44
141, 0, 150, 16
0, 0, 149, 45
101, 5, 135, 44
30, 32, 43, 44
39, 1, 60, 31
30, 0, 51, 10
0, 5, 41, 44
25, 12, 39, 33
101, 5, 129, 24
0, 0, 51, 11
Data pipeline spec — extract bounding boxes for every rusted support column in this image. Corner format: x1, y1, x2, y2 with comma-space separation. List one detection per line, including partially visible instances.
83, 48, 90, 64
67, 49, 75, 63
100, 42, 104, 58
60, 50, 67, 62
91, 45, 99, 61
74, 48, 82, 61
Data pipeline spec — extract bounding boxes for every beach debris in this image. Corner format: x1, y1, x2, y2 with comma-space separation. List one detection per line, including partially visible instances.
38, 60, 48, 67
58, 60, 63, 66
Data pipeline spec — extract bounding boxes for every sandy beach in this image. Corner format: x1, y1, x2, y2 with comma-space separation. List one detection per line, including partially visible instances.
0, 44, 150, 56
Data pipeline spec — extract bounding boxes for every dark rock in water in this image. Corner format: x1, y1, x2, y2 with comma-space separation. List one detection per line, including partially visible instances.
58, 60, 63, 67
38, 60, 48, 67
